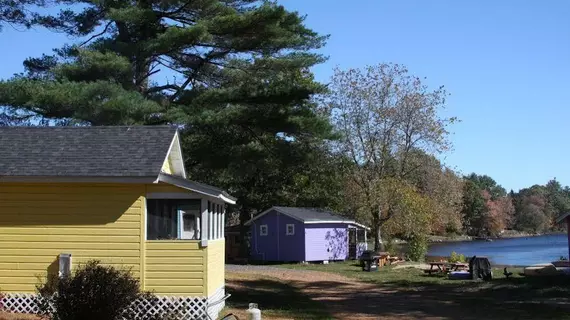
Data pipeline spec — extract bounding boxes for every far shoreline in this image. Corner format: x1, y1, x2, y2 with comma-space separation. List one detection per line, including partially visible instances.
426, 231, 565, 244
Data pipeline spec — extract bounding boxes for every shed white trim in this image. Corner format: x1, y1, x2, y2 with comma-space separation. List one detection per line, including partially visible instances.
306, 220, 370, 230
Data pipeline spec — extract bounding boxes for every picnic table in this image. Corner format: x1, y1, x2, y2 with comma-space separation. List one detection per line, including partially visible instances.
426, 262, 469, 275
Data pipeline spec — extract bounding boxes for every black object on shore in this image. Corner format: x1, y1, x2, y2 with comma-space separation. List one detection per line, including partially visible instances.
503, 267, 513, 279
469, 256, 493, 280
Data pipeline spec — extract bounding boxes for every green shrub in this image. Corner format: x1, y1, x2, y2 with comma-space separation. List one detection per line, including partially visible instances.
383, 237, 395, 255
449, 251, 466, 263
407, 234, 428, 262
36, 260, 176, 320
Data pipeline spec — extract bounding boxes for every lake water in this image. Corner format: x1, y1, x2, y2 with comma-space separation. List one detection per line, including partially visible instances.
427, 234, 569, 266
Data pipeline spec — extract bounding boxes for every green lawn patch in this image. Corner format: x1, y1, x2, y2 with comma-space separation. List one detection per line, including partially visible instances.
277, 261, 570, 320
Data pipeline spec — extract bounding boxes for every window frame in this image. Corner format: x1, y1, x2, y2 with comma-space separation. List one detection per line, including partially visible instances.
145, 198, 201, 241
259, 224, 268, 236
286, 224, 295, 236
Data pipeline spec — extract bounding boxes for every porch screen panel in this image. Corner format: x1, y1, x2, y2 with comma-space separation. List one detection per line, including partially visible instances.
147, 199, 200, 240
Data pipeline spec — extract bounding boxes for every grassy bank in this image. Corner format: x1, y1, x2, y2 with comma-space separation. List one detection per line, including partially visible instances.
277, 261, 570, 319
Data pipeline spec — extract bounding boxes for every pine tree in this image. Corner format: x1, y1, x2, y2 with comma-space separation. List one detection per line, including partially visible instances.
0, 0, 43, 30
0, 1, 338, 252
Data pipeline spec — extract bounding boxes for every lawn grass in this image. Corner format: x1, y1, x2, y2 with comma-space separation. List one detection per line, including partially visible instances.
222, 272, 333, 320
277, 261, 570, 319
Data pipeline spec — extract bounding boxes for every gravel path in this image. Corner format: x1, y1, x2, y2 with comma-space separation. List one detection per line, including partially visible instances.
225, 264, 450, 320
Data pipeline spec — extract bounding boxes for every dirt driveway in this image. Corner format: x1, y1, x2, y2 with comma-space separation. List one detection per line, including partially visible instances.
225, 265, 458, 320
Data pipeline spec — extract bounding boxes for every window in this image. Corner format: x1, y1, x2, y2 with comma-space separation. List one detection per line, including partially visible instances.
286, 224, 295, 236
260, 224, 268, 236
147, 199, 201, 240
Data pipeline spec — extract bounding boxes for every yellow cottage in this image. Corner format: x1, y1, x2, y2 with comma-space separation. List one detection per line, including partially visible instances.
0, 126, 234, 319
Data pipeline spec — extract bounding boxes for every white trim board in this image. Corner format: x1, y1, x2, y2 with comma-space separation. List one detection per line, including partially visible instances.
157, 173, 236, 205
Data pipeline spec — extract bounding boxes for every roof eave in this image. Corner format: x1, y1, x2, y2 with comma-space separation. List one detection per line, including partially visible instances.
304, 220, 370, 229
157, 173, 236, 205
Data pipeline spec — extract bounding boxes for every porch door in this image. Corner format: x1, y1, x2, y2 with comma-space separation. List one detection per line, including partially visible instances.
178, 205, 200, 240
348, 228, 357, 259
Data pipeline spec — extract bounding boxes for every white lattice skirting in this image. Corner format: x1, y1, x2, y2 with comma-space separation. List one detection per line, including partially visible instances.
1, 286, 225, 320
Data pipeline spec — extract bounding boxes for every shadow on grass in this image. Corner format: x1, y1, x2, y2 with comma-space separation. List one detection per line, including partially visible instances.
279, 262, 570, 320
226, 278, 332, 320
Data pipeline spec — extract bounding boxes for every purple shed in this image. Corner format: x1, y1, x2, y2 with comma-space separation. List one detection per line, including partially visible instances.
245, 207, 369, 262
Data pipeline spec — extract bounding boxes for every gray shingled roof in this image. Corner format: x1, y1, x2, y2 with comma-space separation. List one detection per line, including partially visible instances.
273, 207, 348, 222
0, 126, 177, 177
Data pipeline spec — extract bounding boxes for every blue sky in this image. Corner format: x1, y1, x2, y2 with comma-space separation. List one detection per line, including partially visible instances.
1, 0, 569, 191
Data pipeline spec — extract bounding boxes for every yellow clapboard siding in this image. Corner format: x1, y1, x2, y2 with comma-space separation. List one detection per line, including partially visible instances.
0, 249, 140, 257
144, 241, 205, 295
0, 242, 140, 250
206, 240, 225, 296
144, 241, 201, 250
146, 271, 203, 279
0, 228, 140, 236
145, 279, 203, 286
0, 182, 145, 293
146, 250, 203, 258
0, 222, 140, 229
0, 214, 140, 223
0, 207, 142, 215
0, 235, 140, 243
146, 257, 203, 265
146, 286, 204, 295
0, 263, 58, 271
161, 158, 173, 174
145, 265, 204, 272
0, 284, 38, 293
0, 264, 140, 272
0, 256, 141, 264
0, 202, 141, 210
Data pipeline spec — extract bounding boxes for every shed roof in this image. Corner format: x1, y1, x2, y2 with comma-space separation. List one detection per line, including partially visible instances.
0, 126, 176, 177
272, 207, 348, 222
244, 206, 369, 229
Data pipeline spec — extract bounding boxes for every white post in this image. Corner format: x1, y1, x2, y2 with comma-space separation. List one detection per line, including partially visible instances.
200, 198, 209, 247
209, 202, 214, 240
214, 204, 219, 239
218, 204, 222, 239
221, 205, 226, 239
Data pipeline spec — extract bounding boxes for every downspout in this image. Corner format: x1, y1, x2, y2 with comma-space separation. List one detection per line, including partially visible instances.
277, 213, 280, 261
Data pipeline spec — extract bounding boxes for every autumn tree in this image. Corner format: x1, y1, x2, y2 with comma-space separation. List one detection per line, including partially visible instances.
482, 191, 514, 237
325, 63, 456, 251
403, 150, 463, 235
513, 184, 559, 233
